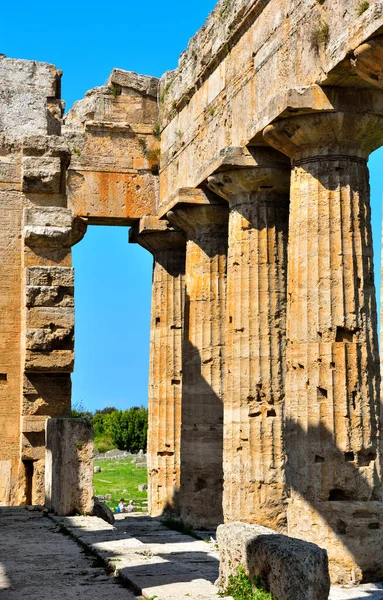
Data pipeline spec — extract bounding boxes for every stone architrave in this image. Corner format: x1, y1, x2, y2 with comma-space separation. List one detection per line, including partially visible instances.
131, 217, 186, 517
207, 148, 290, 530
264, 107, 383, 583
167, 193, 229, 528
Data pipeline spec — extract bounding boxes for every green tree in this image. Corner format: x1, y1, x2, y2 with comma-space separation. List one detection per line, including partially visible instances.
105, 406, 148, 452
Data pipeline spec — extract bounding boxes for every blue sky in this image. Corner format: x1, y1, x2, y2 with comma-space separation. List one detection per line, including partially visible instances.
2, 1, 383, 412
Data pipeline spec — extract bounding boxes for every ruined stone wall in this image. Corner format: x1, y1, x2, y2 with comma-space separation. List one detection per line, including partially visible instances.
0, 57, 68, 505
0, 57, 159, 507
64, 69, 159, 224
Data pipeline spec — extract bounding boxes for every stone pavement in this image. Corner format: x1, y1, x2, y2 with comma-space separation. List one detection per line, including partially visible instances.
53, 512, 223, 600
0, 507, 139, 599
1, 507, 383, 600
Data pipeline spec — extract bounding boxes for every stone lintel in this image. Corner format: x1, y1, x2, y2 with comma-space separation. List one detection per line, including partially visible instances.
157, 186, 220, 220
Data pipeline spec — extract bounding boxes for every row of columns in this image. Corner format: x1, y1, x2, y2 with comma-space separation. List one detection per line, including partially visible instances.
133, 106, 383, 543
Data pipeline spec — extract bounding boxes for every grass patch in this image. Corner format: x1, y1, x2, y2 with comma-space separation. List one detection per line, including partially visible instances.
161, 517, 202, 540
219, 566, 275, 600
312, 20, 330, 48
93, 458, 148, 512
94, 434, 115, 454
358, 1, 369, 15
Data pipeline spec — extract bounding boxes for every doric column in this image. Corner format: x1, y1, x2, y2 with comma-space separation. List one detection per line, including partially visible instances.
207, 148, 290, 530
264, 109, 383, 583
167, 192, 229, 527
131, 217, 186, 517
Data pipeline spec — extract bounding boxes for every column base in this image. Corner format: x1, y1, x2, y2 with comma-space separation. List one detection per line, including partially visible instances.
287, 497, 383, 584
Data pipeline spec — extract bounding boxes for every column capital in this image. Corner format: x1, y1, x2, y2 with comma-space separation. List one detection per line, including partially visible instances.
130, 216, 186, 255
263, 111, 383, 162
206, 146, 290, 204
167, 202, 229, 237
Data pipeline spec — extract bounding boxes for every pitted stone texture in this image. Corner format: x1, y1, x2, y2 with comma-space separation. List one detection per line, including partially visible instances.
133, 219, 186, 517
167, 199, 228, 527
24, 207, 86, 248
208, 155, 290, 530
45, 418, 94, 516
22, 156, 61, 193
216, 522, 330, 600
0, 188, 23, 506
0, 56, 62, 139
287, 499, 383, 586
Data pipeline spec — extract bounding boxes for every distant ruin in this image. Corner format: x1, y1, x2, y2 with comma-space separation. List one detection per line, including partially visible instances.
1, 0, 383, 585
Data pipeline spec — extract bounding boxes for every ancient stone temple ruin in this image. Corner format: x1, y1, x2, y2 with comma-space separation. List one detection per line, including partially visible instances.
2, 0, 383, 586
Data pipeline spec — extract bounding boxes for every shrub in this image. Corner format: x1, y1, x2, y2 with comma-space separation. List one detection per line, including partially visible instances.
219, 566, 275, 600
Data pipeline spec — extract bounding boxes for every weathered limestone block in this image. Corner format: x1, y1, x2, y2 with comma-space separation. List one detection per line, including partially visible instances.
24, 207, 86, 248
25, 266, 74, 287
207, 148, 290, 530
23, 373, 71, 417
263, 105, 383, 582
64, 68, 159, 223
167, 191, 228, 527
22, 156, 61, 193
26, 327, 73, 351
158, 0, 383, 207
21, 416, 48, 433
0, 56, 63, 138
131, 217, 186, 517
287, 498, 383, 585
25, 350, 74, 373
216, 522, 330, 600
25, 286, 74, 308
45, 418, 94, 516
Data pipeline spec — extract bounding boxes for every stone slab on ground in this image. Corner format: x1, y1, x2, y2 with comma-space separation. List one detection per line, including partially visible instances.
0, 507, 138, 599
52, 513, 223, 599
330, 584, 383, 599
216, 521, 330, 600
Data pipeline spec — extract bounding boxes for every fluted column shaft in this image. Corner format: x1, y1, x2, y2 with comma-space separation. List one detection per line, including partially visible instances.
264, 112, 383, 504
168, 202, 228, 527
208, 161, 290, 529
134, 224, 186, 516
